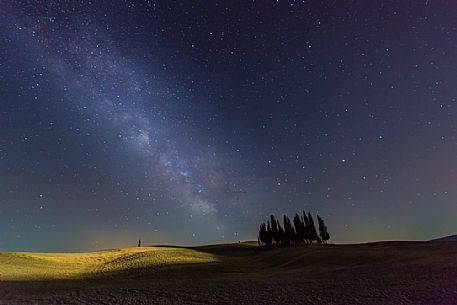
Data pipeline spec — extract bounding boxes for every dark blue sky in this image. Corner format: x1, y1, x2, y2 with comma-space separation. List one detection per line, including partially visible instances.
1, 1, 457, 251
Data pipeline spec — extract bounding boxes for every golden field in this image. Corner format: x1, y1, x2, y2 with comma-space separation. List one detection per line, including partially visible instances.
2, 241, 457, 304
0, 246, 218, 281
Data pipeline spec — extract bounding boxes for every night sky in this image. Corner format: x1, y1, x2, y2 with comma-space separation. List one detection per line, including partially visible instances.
1, 1, 457, 251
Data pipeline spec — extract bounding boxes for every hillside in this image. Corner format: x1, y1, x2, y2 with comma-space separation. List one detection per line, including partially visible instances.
0, 246, 219, 281
431, 234, 457, 242
2, 241, 457, 304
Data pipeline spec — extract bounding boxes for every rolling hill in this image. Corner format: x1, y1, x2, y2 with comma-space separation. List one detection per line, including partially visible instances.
431, 234, 457, 242
2, 241, 457, 304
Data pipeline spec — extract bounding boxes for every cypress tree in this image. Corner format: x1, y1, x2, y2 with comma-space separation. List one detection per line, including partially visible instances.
317, 215, 330, 243
283, 215, 295, 245
270, 215, 279, 245
258, 223, 267, 245
308, 212, 321, 243
266, 221, 273, 245
302, 211, 310, 243
283, 215, 288, 244
277, 219, 285, 245
293, 213, 304, 243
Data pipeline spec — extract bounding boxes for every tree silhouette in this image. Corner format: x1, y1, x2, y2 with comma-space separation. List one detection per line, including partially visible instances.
317, 214, 330, 243
270, 215, 279, 245
302, 211, 311, 243
283, 215, 296, 245
258, 222, 273, 246
308, 212, 321, 243
293, 213, 303, 243
277, 219, 285, 245
258, 211, 330, 247
266, 221, 272, 244
258, 223, 267, 245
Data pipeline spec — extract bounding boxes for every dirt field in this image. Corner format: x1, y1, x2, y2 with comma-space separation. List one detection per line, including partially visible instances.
1, 241, 457, 304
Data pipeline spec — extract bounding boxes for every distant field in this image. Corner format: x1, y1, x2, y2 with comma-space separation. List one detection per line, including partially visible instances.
0, 246, 219, 281
2, 241, 457, 304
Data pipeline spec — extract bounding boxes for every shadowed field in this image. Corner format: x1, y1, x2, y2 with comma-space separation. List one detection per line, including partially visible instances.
1, 241, 457, 304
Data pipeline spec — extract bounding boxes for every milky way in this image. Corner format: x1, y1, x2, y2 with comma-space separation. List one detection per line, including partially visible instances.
1, 1, 457, 251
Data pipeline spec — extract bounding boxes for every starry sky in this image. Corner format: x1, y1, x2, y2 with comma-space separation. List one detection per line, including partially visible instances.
1, 1, 457, 251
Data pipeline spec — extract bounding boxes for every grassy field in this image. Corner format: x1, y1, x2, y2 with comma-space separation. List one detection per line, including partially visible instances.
1, 241, 457, 304
0, 246, 219, 281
